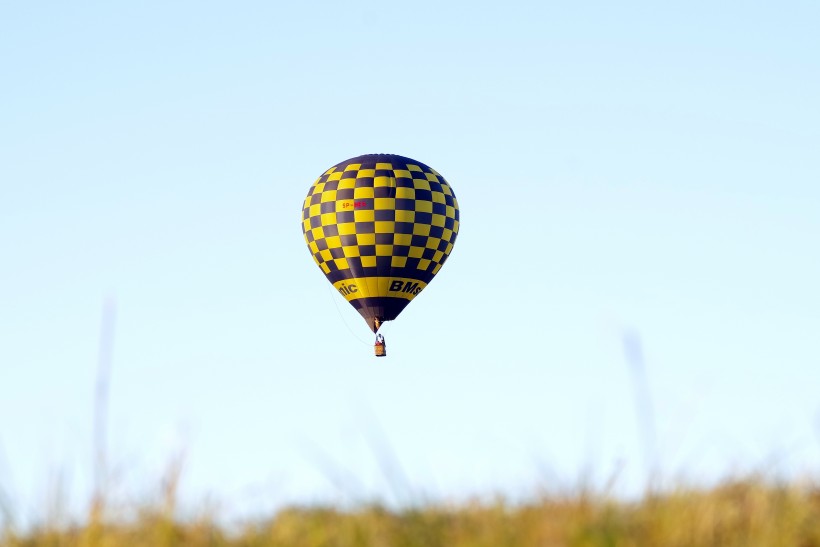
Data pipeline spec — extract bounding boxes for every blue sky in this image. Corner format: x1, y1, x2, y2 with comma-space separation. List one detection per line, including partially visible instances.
2, 0, 819, 523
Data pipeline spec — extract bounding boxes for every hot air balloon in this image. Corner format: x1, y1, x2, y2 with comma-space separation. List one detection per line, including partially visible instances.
301, 154, 460, 356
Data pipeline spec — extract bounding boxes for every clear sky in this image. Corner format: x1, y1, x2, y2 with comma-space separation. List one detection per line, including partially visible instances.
2, 0, 819, 524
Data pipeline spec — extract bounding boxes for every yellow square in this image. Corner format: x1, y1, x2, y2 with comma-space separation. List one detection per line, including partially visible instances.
432, 251, 444, 263
357, 233, 375, 245
354, 209, 375, 222
344, 163, 361, 171
407, 164, 423, 172
325, 235, 342, 249
441, 185, 453, 196
311, 227, 324, 240
445, 242, 454, 254
394, 233, 412, 246
307, 241, 320, 254
453, 220, 460, 232
425, 173, 440, 182
446, 205, 456, 218
321, 190, 338, 202
418, 258, 431, 270
431, 214, 446, 227
338, 178, 356, 190
413, 180, 431, 191
413, 224, 431, 236
357, 168, 375, 178
321, 212, 337, 226
309, 204, 321, 217
361, 256, 377, 267
374, 176, 394, 188
432, 192, 446, 204
354, 186, 375, 199
327, 171, 343, 181
375, 221, 395, 233
337, 222, 357, 235
320, 263, 330, 274
302, 219, 311, 232
395, 210, 415, 223
414, 201, 432, 213
319, 249, 333, 261
442, 229, 453, 241
374, 197, 395, 210
312, 182, 326, 193
343, 246, 360, 258
393, 169, 410, 179
408, 246, 424, 258
396, 187, 415, 199
376, 245, 393, 256
391, 256, 407, 267
334, 258, 349, 270
375, 162, 392, 170
426, 237, 440, 249
432, 263, 442, 274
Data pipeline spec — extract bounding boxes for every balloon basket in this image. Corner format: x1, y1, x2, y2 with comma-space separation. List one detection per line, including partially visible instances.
374, 343, 386, 357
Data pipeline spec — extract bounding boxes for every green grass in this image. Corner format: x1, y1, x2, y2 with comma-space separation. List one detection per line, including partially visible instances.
4, 476, 820, 546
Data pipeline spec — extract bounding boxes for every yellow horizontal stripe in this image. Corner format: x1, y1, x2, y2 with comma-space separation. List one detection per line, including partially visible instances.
332, 277, 427, 302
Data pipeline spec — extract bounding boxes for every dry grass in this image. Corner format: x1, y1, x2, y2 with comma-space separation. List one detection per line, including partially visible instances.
3, 476, 820, 546
7, 323, 813, 545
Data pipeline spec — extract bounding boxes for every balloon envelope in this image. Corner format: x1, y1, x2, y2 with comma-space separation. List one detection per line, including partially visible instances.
301, 154, 460, 332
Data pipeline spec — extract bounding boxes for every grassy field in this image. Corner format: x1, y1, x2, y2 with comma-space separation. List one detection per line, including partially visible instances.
3, 475, 820, 546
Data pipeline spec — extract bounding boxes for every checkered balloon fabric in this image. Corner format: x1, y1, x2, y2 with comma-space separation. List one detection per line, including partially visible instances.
302, 154, 460, 331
